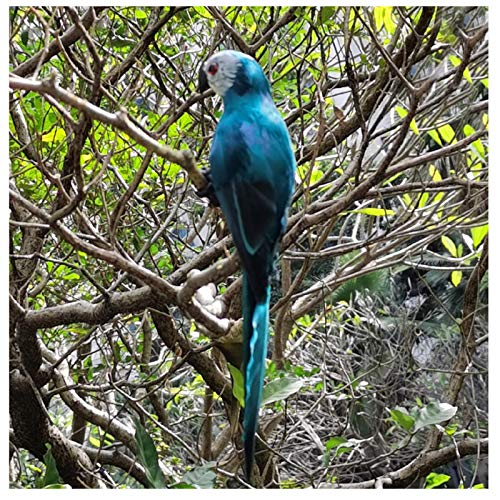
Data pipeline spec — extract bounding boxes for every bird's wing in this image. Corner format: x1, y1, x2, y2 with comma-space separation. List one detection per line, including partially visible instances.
210, 121, 279, 257
221, 177, 277, 256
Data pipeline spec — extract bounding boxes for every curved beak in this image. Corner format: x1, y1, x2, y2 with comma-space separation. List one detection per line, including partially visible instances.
198, 66, 209, 93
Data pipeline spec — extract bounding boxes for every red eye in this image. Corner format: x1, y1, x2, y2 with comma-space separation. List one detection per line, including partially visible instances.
208, 63, 219, 76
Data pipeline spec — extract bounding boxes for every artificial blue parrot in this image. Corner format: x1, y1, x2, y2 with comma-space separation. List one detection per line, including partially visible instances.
198, 50, 296, 478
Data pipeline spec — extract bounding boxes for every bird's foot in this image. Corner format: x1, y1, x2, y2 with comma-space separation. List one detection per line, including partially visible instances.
195, 168, 220, 207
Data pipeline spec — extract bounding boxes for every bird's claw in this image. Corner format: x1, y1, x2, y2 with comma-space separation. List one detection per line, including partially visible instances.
196, 168, 220, 207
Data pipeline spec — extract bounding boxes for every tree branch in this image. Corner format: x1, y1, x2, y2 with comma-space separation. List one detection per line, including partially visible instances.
325, 438, 488, 488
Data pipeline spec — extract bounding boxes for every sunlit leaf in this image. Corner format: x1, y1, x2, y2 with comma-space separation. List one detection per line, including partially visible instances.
41, 128, 66, 142
418, 192, 429, 208
451, 270, 462, 287
438, 123, 456, 143
441, 235, 457, 257
348, 8, 359, 31
447, 54, 472, 83
402, 193, 413, 207
394, 105, 419, 134
463, 67, 472, 84
470, 224, 488, 248
383, 7, 396, 33
409, 119, 420, 136
427, 129, 443, 147
464, 124, 485, 159
449, 54, 461, 67
374, 7, 385, 31
88, 436, 101, 447
425, 472, 451, 489
351, 208, 395, 216
63, 272, 80, 281
429, 165, 442, 182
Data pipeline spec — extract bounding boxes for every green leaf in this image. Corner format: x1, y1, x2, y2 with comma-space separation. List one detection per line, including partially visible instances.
472, 483, 485, 489
261, 375, 304, 406
170, 482, 196, 489
441, 235, 457, 257
425, 472, 451, 489
418, 192, 429, 208
413, 402, 457, 432
387, 407, 415, 432
429, 165, 442, 182
451, 270, 462, 287
20, 29, 29, 46
373, 7, 384, 31
464, 124, 485, 159
463, 67, 472, 84
445, 423, 458, 436
42, 444, 62, 487
325, 438, 354, 459
111, 37, 134, 48
402, 193, 413, 207
88, 435, 101, 447
470, 224, 488, 248
228, 363, 245, 407
395, 105, 419, 134
323, 436, 348, 464
325, 436, 347, 450
41, 128, 66, 142
438, 123, 456, 144
427, 129, 443, 147
134, 419, 165, 489
320, 7, 335, 24
180, 462, 217, 489
449, 56, 472, 83
335, 441, 355, 457
310, 167, 324, 184
63, 272, 80, 281
350, 208, 395, 216
348, 8, 360, 32
383, 7, 396, 34
409, 119, 420, 135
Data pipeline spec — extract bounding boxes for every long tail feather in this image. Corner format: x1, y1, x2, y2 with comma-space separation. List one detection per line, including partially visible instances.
242, 273, 270, 479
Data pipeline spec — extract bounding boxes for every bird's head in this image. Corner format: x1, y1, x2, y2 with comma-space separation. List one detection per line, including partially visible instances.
198, 50, 270, 98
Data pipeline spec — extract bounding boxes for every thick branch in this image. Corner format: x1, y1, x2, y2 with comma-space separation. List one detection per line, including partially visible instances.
325, 438, 488, 489
23, 287, 154, 330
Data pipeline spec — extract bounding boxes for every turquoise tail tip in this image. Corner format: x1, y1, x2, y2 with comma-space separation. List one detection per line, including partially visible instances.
243, 296, 270, 480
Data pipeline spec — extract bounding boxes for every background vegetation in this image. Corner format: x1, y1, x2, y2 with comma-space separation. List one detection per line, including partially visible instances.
9, 6, 488, 489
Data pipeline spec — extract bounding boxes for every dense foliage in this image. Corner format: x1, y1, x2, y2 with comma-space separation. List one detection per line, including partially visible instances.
9, 6, 488, 489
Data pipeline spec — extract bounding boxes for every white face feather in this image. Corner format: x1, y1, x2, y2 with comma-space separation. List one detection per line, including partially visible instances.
203, 50, 253, 96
